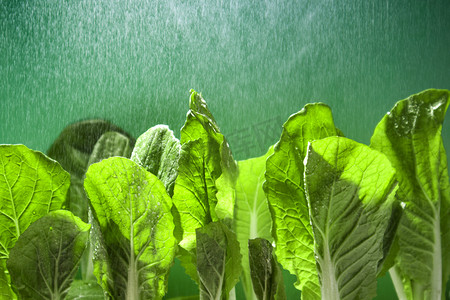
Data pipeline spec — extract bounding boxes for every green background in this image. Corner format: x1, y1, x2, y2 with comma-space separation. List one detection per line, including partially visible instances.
1, 0, 449, 299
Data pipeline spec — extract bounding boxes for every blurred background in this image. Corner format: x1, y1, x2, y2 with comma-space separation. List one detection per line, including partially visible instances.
1, 0, 449, 299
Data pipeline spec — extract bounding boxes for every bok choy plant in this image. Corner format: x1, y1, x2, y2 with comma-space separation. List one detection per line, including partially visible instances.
0, 88, 449, 300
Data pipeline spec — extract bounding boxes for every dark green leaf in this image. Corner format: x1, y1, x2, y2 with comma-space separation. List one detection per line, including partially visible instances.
248, 238, 285, 300
7, 210, 90, 300
47, 120, 135, 223
196, 222, 242, 300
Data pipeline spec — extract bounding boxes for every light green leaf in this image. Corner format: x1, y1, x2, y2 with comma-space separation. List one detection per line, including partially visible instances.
80, 131, 133, 281
263, 103, 339, 299
180, 90, 237, 221
370, 89, 450, 299
0, 260, 12, 299
305, 136, 398, 300
84, 157, 177, 300
47, 119, 135, 222
66, 280, 105, 300
235, 147, 274, 300
173, 90, 237, 281
0, 144, 70, 295
7, 210, 90, 300
248, 238, 285, 300
131, 125, 180, 197
196, 221, 242, 300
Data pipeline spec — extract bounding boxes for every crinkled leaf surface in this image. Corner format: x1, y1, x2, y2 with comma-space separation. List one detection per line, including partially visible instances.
235, 147, 274, 300
47, 120, 135, 223
84, 157, 177, 300
248, 238, 285, 300
173, 90, 237, 281
131, 125, 180, 197
0, 144, 69, 296
7, 210, 90, 300
263, 103, 339, 299
370, 89, 450, 299
196, 221, 242, 300
305, 136, 398, 300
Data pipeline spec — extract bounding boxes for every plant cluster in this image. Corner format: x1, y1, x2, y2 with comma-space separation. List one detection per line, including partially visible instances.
0, 89, 449, 300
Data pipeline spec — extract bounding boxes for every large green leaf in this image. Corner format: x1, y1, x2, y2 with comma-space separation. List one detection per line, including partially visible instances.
79, 131, 133, 281
248, 238, 285, 300
84, 157, 177, 299
370, 89, 450, 299
263, 103, 339, 299
47, 119, 135, 222
173, 90, 237, 281
196, 221, 242, 300
235, 147, 274, 300
179, 90, 237, 220
7, 210, 90, 300
305, 136, 398, 300
131, 125, 180, 197
0, 144, 70, 296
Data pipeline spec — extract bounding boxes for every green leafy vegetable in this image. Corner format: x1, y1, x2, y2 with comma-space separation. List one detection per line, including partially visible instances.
0, 144, 70, 297
370, 89, 450, 299
88, 131, 133, 166
263, 103, 340, 299
196, 221, 242, 300
80, 131, 133, 281
248, 238, 285, 300
179, 90, 237, 221
235, 147, 274, 300
305, 136, 398, 300
47, 119, 135, 222
84, 157, 177, 299
172, 90, 237, 281
131, 125, 180, 197
66, 280, 105, 300
7, 210, 90, 300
